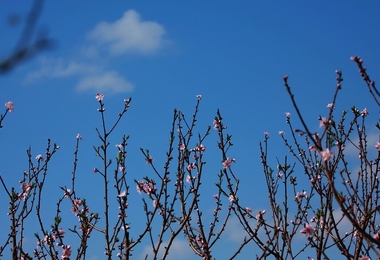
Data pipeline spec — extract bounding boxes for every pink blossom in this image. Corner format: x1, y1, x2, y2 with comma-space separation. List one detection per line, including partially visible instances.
187, 163, 196, 171
309, 145, 317, 151
18, 183, 32, 201
264, 131, 269, 138
373, 233, 380, 240
222, 158, 235, 169
278, 131, 284, 136
256, 210, 266, 222
375, 142, 380, 151
95, 93, 104, 102
196, 94, 202, 100
300, 223, 314, 237
186, 175, 191, 183
61, 245, 72, 259
74, 199, 82, 207
295, 191, 307, 201
319, 117, 328, 128
145, 155, 153, 164
5, 101, 14, 112
360, 256, 371, 260
213, 118, 221, 130
228, 194, 235, 202
124, 98, 131, 106
213, 194, 218, 199
285, 112, 291, 118
64, 189, 71, 198
136, 180, 156, 195
117, 191, 126, 198
180, 144, 186, 150
76, 133, 83, 140
195, 144, 206, 152
59, 229, 65, 236
326, 103, 334, 109
35, 154, 44, 161
361, 108, 369, 117
246, 207, 252, 213
93, 167, 99, 173
320, 148, 334, 161
136, 181, 143, 194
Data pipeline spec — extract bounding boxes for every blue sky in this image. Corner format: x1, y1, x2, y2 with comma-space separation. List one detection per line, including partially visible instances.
1, 1, 380, 259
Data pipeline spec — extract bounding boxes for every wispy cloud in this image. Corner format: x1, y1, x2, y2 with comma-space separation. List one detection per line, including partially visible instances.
25, 9, 167, 94
26, 57, 99, 81
76, 71, 134, 93
138, 239, 193, 260
89, 10, 166, 55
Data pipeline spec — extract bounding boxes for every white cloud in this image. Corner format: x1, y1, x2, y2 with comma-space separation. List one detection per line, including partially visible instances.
138, 238, 193, 260
25, 57, 99, 82
76, 71, 134, 94
89, 10, 166, 55
25, 10, 167, 93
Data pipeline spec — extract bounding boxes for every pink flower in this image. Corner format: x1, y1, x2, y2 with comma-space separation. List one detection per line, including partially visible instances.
285, 112, 291, 118
180, 144, 186, 151
295, 191, 307, 200
59, 229, 65, 236
360, 256, 371, 260
195, 144, 206, 152
136, 182, 143, 194
264, 132, 269, 138
228, 194, 235, 202
213, 118, 221, 130
76, 133, 83, 140
145, 155, 153, 164
375, 142, 380, 151
35, 154, 44, 161
278, 131, 284, 136
64, 189, 71, 198
95, 93, 104, 102
5, 101, 14, 112
256, 210, 266, 222
136, 180, 156, 195
300, 223, 314, 237
319, 117, 328, 128
186, 175, 191, 183
361, 108, 369, 117
187, 163, 196, 171
61, 245, 72, 259
320, 148, 334, 161
246, 207, 252, 213
117, 191, 126, 198
222, 158, 235, 168
124, 98, 131, 106
309, 145, 317, 151
196, 94, 202, 100
74, 199, 82, 207
326, 103, 334, 109
18, 183, 32, 201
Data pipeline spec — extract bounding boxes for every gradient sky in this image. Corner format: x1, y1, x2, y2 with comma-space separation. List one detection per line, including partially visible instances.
1, 1, 380, 259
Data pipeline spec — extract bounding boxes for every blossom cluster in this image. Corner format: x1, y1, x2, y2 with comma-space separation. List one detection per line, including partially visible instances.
136, 180, 156, 195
